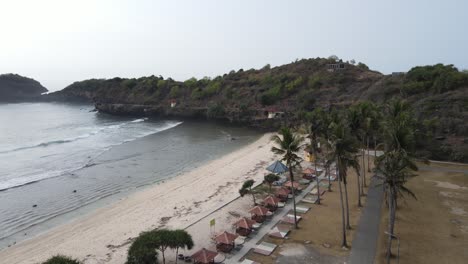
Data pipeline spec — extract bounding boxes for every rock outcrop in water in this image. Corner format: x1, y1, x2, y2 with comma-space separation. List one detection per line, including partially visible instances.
45, 58, 468, 162
0, 74, 48, 102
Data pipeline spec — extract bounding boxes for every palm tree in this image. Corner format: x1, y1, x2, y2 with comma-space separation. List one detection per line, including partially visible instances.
264, 174, 280, 192
271, 127, 304, 229
171, 230, 194, 264
347, 106, 364, 207
375, 150, 416, 264
328, 120, 360, 246
42, 255, 81, 264
239, 179, 257, 205
307, 108, 325, 205
376, 98, 419, 263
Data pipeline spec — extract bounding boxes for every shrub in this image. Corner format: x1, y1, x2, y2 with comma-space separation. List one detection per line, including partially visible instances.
207, 103, 225, 119
42, 255, 80, 264
169, 86, 180, 98
357, 62, 369, 70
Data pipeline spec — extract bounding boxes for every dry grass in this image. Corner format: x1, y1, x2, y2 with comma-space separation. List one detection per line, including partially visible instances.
375, 162, 468, 264
245, 163, 372, 264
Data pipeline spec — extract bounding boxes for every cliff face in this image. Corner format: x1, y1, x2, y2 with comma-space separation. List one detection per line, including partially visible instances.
0, 74, 48, 102
46, 58, 468, 162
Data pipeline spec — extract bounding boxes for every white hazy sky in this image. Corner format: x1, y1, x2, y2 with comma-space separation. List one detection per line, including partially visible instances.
1, 0, 467, 91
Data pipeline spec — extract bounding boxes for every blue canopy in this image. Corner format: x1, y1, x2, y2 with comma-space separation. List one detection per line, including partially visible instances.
266, 160, 288, 174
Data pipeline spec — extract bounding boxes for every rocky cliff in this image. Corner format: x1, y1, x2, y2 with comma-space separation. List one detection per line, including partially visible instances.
0, 74, 48, 102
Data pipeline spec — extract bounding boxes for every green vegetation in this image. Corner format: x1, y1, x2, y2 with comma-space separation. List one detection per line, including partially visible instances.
42, 255, 80, 264
264, 173, 280, 192
239, 179, 257, 205
47, 59, 467, 163
0, 73, 48, 102
404, 64, 468, 94
126, 229, 193, 264
271, 127, 304, 229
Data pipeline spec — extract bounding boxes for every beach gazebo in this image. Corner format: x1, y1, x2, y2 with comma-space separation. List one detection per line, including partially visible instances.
266, 160, 288, 175
191, 248, 218, 264
302, 168, 315, 180
263, 195, 280, 212
284, 180, 301, 191
275, 187, 290, 202
249, 206, 271, 223
234, 217, 256, 237
215, 231, 238, 253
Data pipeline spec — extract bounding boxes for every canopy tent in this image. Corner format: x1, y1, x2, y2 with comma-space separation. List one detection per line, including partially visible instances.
191, 248, 218, 264
275, 187, 290, 202
266, 160, 288, 174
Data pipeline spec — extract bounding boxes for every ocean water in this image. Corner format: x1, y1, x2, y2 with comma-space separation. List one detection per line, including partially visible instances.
0, 102, 260, 249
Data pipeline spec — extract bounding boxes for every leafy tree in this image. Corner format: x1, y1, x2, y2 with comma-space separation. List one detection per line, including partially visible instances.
271, 128, 304, 229
126, 231, 159, 264
264, 173, 280, 192
239, 179, 257, 205
42, 255, 81, 264
207, 103, 225, 119
357, 62, 369, 70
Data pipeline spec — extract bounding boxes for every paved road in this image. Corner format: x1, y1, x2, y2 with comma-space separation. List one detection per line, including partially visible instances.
348, 176, 384, 264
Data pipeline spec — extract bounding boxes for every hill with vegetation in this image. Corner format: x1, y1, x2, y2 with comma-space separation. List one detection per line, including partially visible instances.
44, 58, 468, 162
0, 74, 48, 102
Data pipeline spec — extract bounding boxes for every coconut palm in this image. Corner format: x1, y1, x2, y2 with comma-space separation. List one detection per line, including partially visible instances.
347, 106, 364, 207
306, 108, 325, 205
239, 179, 257, 205
376, 98, 419, 263
271, 127, 304, 229
375, 150, 416, 263
171, 230, 194, 264
328, 120, 360, 246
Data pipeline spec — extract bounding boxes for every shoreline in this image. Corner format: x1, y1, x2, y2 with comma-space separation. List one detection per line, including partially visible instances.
0, 133, 277, 264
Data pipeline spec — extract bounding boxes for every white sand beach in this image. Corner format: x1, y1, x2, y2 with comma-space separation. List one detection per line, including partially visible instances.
0, 133, 278, 264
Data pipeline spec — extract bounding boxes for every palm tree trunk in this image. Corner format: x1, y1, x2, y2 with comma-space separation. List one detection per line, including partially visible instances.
162, 249, 166, 264
289, 167, 298, 229
175, 247, 179, 264
250, 187, 256, 205
367, 136, 371, 172
337, 167, 348, 248
386, 189, 396, 264
344, 181, 351, 229
314, 160, 321, 205
356, 170, 362, 207
362, 148, 367, 188
374, 136, 377, 158
327, 165, 332, 192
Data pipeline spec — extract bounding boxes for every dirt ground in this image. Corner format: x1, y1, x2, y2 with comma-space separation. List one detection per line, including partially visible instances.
245, 161, 373, 264
375, 161, 468, 264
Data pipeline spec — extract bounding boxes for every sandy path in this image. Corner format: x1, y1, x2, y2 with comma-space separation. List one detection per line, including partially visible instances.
0, 133, 277, 264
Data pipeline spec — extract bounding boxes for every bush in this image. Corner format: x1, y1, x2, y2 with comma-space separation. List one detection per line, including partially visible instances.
42, 255, 80, 264
357, 62, 369, 70
207, 103, 225, 119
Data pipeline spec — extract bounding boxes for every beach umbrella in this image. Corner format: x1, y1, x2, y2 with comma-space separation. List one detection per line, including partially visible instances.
215, 231, 238, 245
263, 195, 280, 206
266, 160, 288, 174
234, 217, 256, 229
249, 206, 270, 216
191, 248, 218, 264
